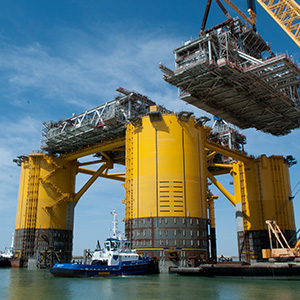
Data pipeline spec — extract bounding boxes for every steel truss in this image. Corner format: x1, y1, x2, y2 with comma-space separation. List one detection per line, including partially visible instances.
160, 18, 300, 136
256, 0, 300, 48
41, 88, 156, 154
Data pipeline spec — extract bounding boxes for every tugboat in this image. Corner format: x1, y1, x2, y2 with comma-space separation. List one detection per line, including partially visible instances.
50, 211, 159, 277
0, 233, 14, 267
0, 256, 11, 268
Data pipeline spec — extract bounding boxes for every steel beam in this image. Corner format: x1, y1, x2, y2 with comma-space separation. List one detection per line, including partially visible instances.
62, 137, 126, 161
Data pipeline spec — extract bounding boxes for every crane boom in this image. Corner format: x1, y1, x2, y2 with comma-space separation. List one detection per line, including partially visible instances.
201, 0, 300, 47
264, 220, 300, 258
256, 0, 300, 47
223, 0, 256, 25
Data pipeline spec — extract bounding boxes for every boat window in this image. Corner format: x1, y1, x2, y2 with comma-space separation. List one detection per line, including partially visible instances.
111, 241, 119, 249
104, 241, 110, 251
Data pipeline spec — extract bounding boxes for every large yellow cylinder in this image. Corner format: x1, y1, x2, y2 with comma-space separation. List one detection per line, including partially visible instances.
233, 155, 295, 261
126, 114, 208, 219
125, 113, 211, 267
245, 155, 295, 231
14, 152, 77, 266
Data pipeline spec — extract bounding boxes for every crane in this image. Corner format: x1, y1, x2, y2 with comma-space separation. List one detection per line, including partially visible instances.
201, 0, 300, 48
160, 0, 300, 136
257, 0, 300, 47
263, 220, 300, 259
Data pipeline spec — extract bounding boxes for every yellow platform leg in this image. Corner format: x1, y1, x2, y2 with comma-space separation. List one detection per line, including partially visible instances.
14, 152, 77, 267
125, 112, 212, 269
232, 156, 296, 261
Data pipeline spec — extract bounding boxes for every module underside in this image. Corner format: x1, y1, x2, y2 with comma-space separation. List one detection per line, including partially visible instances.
160, 19, 300, 136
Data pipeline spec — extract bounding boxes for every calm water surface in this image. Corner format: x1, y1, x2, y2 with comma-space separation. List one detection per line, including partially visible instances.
0, 268, 300, 300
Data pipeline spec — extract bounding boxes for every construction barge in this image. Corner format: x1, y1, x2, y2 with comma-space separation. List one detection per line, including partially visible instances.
171, 261, 300, 279
172, 220, 300, 279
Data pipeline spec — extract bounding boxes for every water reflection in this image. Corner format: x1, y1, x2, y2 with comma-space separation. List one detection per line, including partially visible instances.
6, 268, 72, 300
213, 277, 300, 300
1, 268, 300, 300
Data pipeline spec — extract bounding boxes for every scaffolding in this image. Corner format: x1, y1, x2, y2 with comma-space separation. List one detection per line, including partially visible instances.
209, 116, 246, 163
41, 88, 156, 154
159, 18, 300, 136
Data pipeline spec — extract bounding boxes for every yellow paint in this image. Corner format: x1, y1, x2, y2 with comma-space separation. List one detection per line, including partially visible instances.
149, 106, 158, 112
125, 114, 209, 220
15, 152, 77, 231
240, 155, 295, 231
205, 140, 251, 163
256, 0, 300, 48
99, 272, 110, 275
13, 249, 21, 258
181, 248, 208, 251
207, 192, 218, 228
207, 152, 295, 233
207, 171, 238, 205
14, 112, 296, 261
62, 137, 125, 161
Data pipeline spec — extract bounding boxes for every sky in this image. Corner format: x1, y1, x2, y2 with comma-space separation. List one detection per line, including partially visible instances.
0, 0, 300, 256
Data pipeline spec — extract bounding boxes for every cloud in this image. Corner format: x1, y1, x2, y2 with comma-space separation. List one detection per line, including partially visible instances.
0, 115, 42, 207
0, 116, 41, 156
0, 24, 208, 123
0, 26, 182, 113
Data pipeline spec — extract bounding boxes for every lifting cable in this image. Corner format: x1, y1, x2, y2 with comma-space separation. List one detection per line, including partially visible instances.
292, 179, 300, 193
291, 179, 300, 200
293, 186, 300, 199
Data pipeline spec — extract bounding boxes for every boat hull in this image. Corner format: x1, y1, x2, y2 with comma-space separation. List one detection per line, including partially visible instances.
50, 259, 159, 277
0, 257, 11, 268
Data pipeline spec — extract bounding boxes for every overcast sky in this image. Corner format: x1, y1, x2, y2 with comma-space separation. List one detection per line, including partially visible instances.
1, 0, 300, 256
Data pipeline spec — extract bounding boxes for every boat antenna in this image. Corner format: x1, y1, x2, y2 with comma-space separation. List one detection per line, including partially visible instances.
10, 232, 14, 248
111, 210, 119, 238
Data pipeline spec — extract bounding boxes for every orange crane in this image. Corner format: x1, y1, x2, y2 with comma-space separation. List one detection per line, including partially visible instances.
201, 0, 300, 47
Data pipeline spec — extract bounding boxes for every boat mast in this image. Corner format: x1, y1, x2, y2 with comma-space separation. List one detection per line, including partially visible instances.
111, 210, 119, 238
10, 232, 14, 249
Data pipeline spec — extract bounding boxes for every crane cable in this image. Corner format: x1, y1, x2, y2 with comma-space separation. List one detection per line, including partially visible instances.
291, 179, 300, 200
270, 179, 300, 221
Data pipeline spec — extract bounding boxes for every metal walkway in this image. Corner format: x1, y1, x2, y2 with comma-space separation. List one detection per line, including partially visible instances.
41, 88, 156, 154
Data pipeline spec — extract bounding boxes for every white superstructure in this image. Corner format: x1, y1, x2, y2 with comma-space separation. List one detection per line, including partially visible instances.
91, 210, 140, 266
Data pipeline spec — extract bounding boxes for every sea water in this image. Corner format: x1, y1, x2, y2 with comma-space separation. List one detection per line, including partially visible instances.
0, 267, 300, 300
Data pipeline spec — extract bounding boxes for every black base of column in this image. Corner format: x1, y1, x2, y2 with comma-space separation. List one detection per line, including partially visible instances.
125, 216, 211, 267
237, 229, 296, 262
14, 228, 73, 267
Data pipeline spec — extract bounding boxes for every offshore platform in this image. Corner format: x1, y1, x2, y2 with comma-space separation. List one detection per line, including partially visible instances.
12, 0, 300, 271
